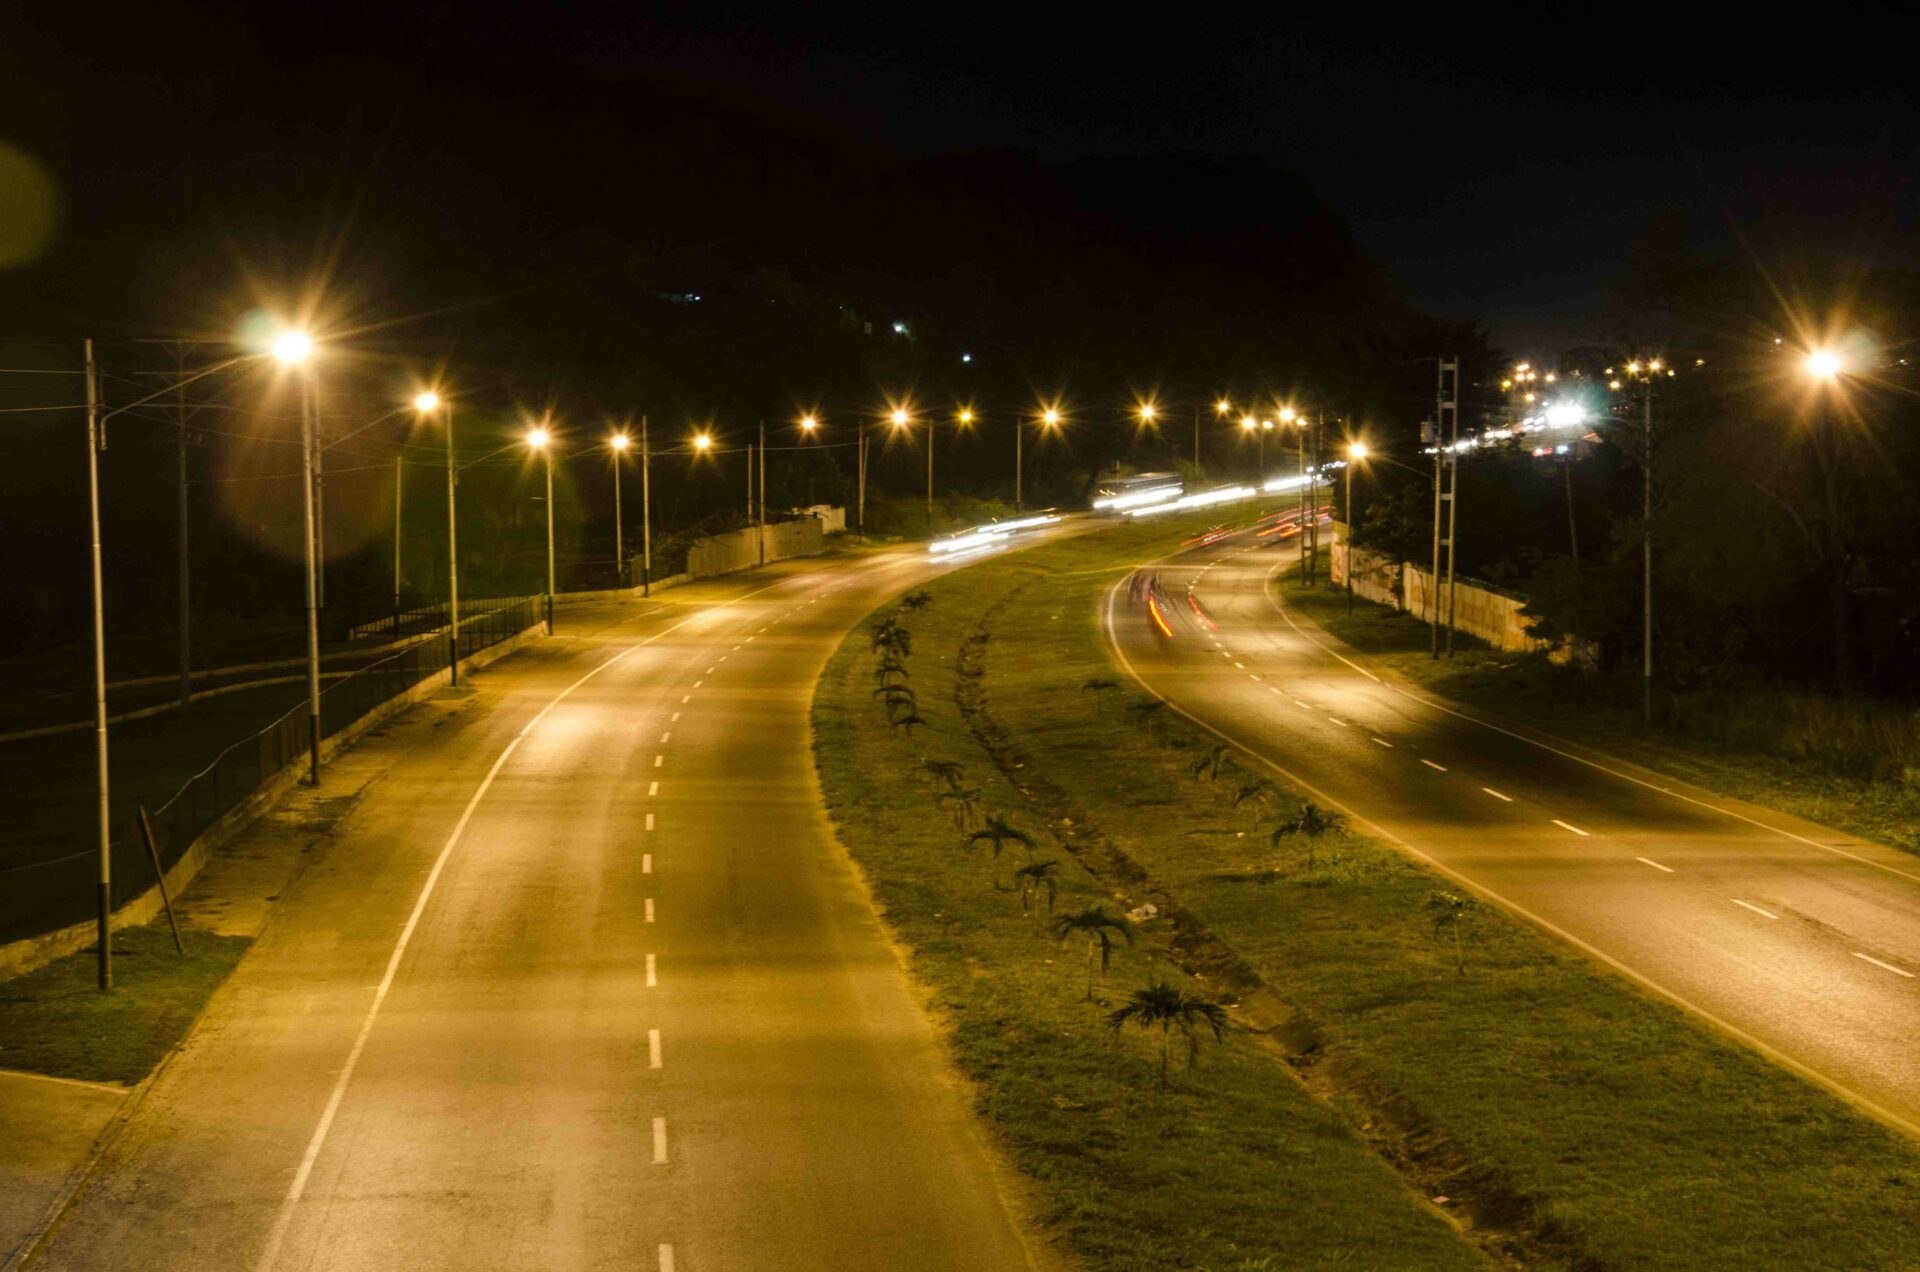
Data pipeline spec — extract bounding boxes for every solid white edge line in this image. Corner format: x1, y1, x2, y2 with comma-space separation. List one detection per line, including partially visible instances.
1097, 577, 1920, 1141
1252, 558, 1920, 886
1635, 856, 1674, 873
1731, 899, 1778, 919
1854, 952, 1915, 979
1552, 819, 1589, 836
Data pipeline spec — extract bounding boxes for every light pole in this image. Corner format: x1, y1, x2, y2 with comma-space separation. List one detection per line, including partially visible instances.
610, 431, 630, 587
640, 416, 652, 596
412, 391, 461, 681
527, 425, 555, 634
1018, 407, 1062, 512
1804, 349, 1852, 689
270, 330, 324, 790
1616, 359, 1664, 721
1345, 442, 1368, 614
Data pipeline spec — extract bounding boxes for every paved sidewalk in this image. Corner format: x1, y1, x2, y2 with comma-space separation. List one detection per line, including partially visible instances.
0, 1073, 125, 1269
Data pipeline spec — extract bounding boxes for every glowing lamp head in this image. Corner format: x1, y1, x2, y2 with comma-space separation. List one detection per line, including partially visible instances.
1279, 407, 1298, 424
1806, 350, 1842, 380
692, 433, 712, 451
1240, 415, 1256, 431
1546, 403, 1587, 429
526, 427, 550, 450
1215, 399, 1230, 414
957, 409, 973, 424
609, 432, 630, 451
890, 409, 909, 427
800, 415, 818, 432
271, 331, 313, 365
1138, 404, 1156, 422
1349, 442, 1369, 460
1043, 409, 1060, 426
1261, 419, 1274, 431
412, 390, 441, 413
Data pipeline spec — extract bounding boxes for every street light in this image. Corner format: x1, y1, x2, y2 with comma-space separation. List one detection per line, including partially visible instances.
1345, 441, 1369, 614
1018, 407, 1063, 512
1807, 349, 1842, 380
270, 330, 330, 792
527, 425, 555, 634
609, 432, 630, 587
410, 389, 463, 683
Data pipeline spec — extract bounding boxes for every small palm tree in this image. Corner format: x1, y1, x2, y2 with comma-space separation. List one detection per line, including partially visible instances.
869, 618, 912, 658
918, 758, 965, 790
1013, 859, 1061, 914
891, 711, 929, 738
899, 590, 933, 612
874, 684, 917, 716
873, 656, 911, 685
1270, 800, 1342, 868
1231, 777, 1277, 823
1427, 891, 1474, 975
1107, 981, 1231, 1090
1190, 745, 1234, 785
937, 786, 983, 831
1051, 905, 1134, 999
966, 814, 1035, 886
1081, 677, 1119, 713
1124, 700, 1164, 731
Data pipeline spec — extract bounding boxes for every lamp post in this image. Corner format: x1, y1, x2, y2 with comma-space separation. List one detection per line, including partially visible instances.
1345, 442, 1368, 615
1019, 407, 1062, 512
411, 391, 462, 681
527, 425, 555, 634
266, 331, 325, 791
640, 417, 652, 596
610, 431, 630, 587
1618, 358, 1664, 721
1804, 348, 1852, 689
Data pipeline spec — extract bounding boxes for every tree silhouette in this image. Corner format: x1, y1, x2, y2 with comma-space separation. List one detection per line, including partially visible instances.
1013, 859, 1061, 914
899, 590, 933, 612
1270, 801, 1343, 868
1081, 676, 1119, 713
918, 758, 965, 790
1107, 981, 1230, 1090
938, 786, 983, 830
1190, 745, 1234, 785
869, 617, 913, 658
874, 684, 917, 719
1124, 700, 1164, 731
1231, 777, 1277, 823
891, 711, 929, 738
1050, 905, 1134, 999
873, 655, 911, 685
966, 814, 1035, 886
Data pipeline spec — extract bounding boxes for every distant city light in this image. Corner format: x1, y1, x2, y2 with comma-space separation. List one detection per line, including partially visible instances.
892, 322, 908, 335
1546, 403, 1587, 429
961, 352, 972, 363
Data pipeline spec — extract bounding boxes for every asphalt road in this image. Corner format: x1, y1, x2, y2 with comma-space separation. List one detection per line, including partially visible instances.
1108, 529, 1920, 1137
31, 544, 1052, 1271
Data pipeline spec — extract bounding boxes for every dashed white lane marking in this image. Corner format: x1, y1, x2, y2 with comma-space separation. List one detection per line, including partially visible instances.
705, 665, 715, 674
648, 1028, 663, 1069
730, 644, 741, 652
645, 898, 655, 922
1233, 661, 1246, 669
1854, 952, 1914, 978
692, 680, 703, 689
1420, 759, 1447, 772
1552, 819, 1589, 836
681, 695, 691, 704
645, 813, 655, 831
660, 731, 671, 744
1732, 899, 1778, 919
1636, 856, 1675, 873
654, 755, 664, 768
1482, 787, 1513, 802
671, 712, 680, 722
1295, 700, 1314, 711
1249, 673, 1261, 681
652, 1117, 668, 1164
1327, 716, 1348, 727
648, 781, 660, 796
646, 954, 657, 987
642, 853, 653, 873
659, 1244, 676, 1272
1372, 737, 1393, 748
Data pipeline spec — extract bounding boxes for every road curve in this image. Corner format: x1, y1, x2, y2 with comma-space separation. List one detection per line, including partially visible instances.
1106, 528, 1920, 1137
31, 543, 1056, 1272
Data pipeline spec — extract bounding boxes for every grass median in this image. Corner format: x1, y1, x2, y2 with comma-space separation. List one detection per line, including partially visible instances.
0, 924, 250, 1084
815, 516, 1920, 1269
814, 514, 1488, 1271
1288, 551, 1920, 857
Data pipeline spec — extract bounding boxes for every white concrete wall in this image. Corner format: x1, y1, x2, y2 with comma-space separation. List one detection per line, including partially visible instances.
686, 516, 828, 578
1330, 533, 1547, 654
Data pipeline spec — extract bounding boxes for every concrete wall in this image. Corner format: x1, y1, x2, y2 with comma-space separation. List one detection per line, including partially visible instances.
685, 515, 827, 579
1331, 535, 1548, 654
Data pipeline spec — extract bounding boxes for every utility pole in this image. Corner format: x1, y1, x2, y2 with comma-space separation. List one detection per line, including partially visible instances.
299, 373, 323, 785
543, 443, 556, 635
613, 434, 626, 587
1428, 415, 1441, 658
640, 416, 652, 596
1015, 422, 1024, 512
857, 428, 867, 540
84, 339, 112, 989
313, 389, 326, 612
1192, 403, 1200, 475
1305, 417, 1320, 584
758, 419, 768, 565
445, 401, 460, 682
1642, 384, 1653, 726
926, 416, 935, 530
1441, 357, 1460, 657
174, 351, 191, 711
393, 454, 404, 631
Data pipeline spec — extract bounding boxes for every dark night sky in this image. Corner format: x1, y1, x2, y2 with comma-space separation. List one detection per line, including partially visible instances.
6, 4, 1917, 350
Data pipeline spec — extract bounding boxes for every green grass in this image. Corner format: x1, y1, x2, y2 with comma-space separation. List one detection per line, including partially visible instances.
816, 514, 1489, 1271
1283, 552, 1920, 857
0, 924, 251, 1084
816, 518, 1920, 1269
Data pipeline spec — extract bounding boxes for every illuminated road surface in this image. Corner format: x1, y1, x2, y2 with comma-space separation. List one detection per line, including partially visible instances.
33, 545, 1055, 1272
1108, 530, 1920, 1135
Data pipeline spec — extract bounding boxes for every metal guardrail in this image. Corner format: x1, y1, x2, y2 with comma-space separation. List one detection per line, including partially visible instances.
0, 596, 539, 948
